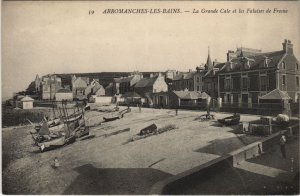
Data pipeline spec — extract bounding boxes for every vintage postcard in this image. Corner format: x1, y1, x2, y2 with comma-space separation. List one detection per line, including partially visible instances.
1, 0, 300, 195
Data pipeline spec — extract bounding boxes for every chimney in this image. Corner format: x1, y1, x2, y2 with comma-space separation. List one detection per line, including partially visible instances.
227, 50, 234, 62
230, 62, 233, 70
282, 39, 293, 54
264, 57, 271, 67
213, 68, 219, 75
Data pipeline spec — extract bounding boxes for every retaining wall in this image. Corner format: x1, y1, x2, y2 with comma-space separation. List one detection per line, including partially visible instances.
149, 155, 233, 195
150, 123, 299, 194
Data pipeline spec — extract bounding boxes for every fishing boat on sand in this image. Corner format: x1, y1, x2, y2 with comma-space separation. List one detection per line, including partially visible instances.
218, 113, 240, 126
31, 101, 89, 152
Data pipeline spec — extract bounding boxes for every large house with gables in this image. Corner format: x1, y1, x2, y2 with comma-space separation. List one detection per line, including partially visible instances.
217, 39, 300, 108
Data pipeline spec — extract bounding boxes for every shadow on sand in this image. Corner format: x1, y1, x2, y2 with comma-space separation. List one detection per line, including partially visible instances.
63, 164, 172, 195
170, 165, 299, 195
195, 136, 255, 156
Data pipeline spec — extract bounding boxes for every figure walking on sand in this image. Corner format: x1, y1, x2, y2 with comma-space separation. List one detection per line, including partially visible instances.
279, 133, 287, 158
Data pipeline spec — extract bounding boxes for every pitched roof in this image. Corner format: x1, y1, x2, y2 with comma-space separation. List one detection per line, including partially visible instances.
173, 91, 210, 99
260, 89, 292, 100
73, 77, 88, 88
20, 96, 34, 102
203, 62, 226, 77
134, 77, 157, 88
105, 83, 113, 89
173, 72, 197, 81
16, 95, 25, 101
219, 50, 285, 73
182, 91, 201, 99
118, 76, 135, 83
200, 92, 210, 99
214, 62, 226, 69
93, 82, 103, 92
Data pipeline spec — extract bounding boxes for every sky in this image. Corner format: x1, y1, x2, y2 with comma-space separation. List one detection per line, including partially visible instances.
2, 1, 300, 99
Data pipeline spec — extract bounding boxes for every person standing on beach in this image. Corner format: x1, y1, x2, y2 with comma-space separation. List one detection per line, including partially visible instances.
280, 133, 287, 158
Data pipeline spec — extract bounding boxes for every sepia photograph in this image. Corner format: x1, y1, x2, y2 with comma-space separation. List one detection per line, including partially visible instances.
1, 0, 300, 195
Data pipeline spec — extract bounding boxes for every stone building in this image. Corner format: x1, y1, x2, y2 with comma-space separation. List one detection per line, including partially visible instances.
134, 73, 168, 105
55, 88, 73, 101
172, 70, 204, 92
115, 71, 143, 94
217, 39, 300, 108
41, 75, 62, 100
201, 48, 223, 99
72, 76, 89, 100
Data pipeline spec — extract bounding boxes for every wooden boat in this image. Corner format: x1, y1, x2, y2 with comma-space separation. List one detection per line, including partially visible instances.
37, 135, 76, 152
30, 100, 90, 152
218, 114, 240, 126
84, 104, 91, 111
30, 117, 61, 132
64, 113, 83, 122
119, 108, 131, 117
103, 115, 120, 122
139, 123, 157, 136
197, 113, 215, 121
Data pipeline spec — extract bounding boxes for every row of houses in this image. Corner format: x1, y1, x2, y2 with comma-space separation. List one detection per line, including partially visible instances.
169, 40, 299, 103
34, 74, 107, 102
26, 39, 299, 115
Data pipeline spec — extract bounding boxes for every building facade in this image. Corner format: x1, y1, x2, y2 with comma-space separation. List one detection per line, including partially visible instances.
134, 73, 168, 105
72, 76, 89, 100
217, 39, 300, 108
117, 72, 143, 94
172, 70, 204, 92
55, 88, 73, 101
41, 75, 62, 100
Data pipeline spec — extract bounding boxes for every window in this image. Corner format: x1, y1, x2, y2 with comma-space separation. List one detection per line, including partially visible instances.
282, 62, 286, 69
296, 76, 299, 87
197, 86, 200, 91
242, 77, 249, 90
260, 76, 268, 90
296, 63, 299, 70
227, 94, 231, 103
196, 77, 200, 82
282, 75, 286, 85
225, 79, 231, 90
